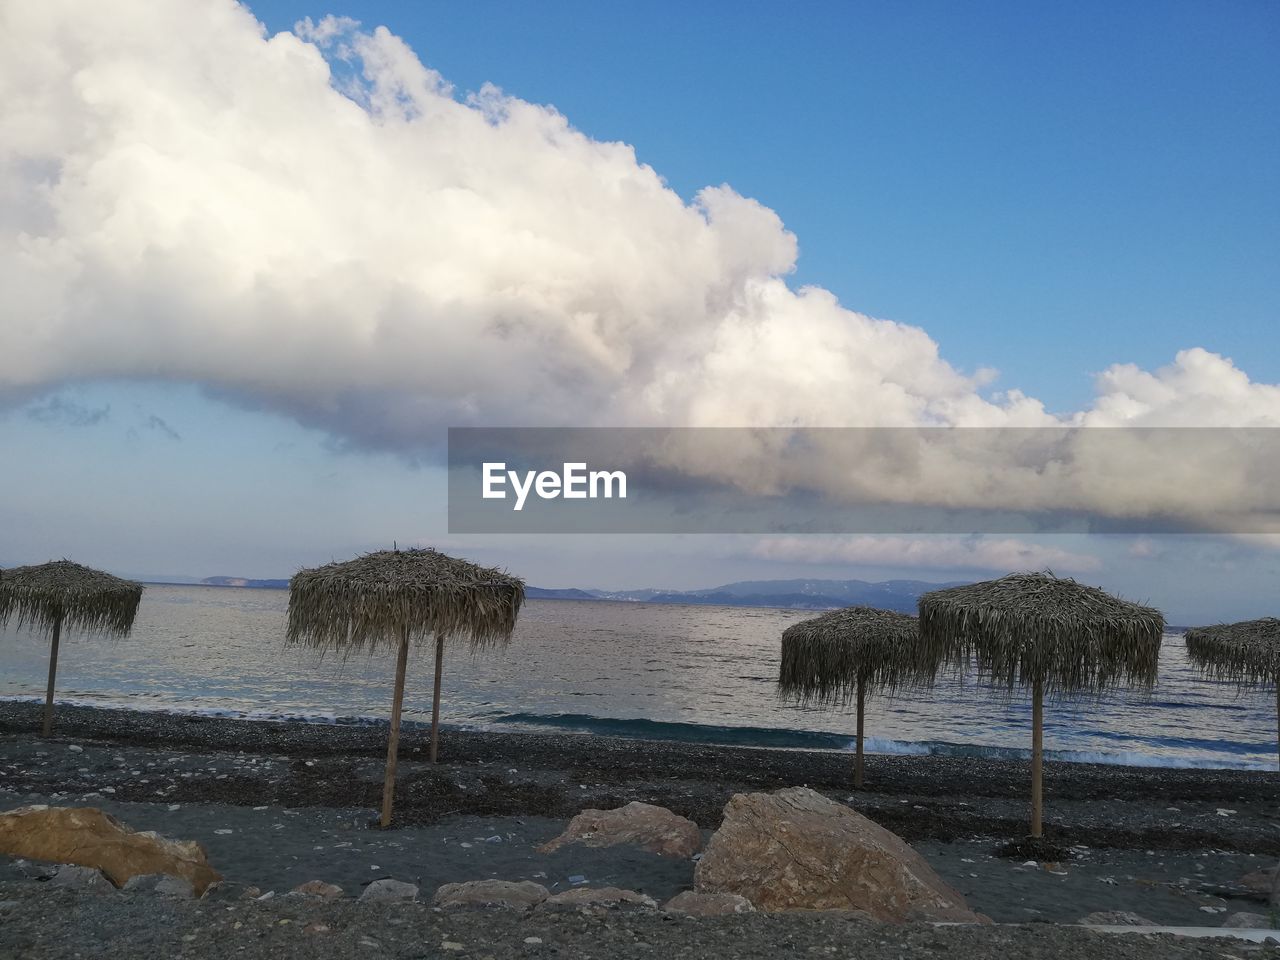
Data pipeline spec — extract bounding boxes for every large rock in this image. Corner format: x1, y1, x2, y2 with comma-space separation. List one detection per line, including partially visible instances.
0, 806, 221, 895
694, 787, 985, 923
433, 880, 549, 911
664, 891, 755, 916
536, 802, 702, 859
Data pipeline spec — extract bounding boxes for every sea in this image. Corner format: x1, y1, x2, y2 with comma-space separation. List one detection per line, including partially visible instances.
0, 584, 1274, 770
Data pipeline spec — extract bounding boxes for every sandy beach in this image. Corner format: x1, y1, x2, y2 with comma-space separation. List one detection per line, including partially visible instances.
1, 700, 1277, 958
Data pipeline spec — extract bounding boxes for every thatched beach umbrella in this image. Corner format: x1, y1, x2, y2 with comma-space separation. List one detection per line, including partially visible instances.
1185, 618, 1279, 770
919, 572, 1163, 838
286, 548, 524, 827
779, 606, 940, 788
0, 560, 143, 736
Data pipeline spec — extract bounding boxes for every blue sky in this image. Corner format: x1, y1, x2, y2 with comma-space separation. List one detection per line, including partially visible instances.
246, 0, 1280, 411
1, 0, 1278, 621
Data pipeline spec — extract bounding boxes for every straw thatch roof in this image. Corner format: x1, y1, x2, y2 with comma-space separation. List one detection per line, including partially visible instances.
0, 560, 143, 637
1185, 618, 1280, 688
779, 605, 938, 705
286, 548, 525, 654
918, 572, 1164, 695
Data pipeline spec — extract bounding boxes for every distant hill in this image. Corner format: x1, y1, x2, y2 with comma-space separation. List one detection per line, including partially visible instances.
201, 576, 289, 589
542, 577, 970, 612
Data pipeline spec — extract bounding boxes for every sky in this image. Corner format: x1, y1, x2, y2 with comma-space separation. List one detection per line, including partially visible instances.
1, 0, 1278, 622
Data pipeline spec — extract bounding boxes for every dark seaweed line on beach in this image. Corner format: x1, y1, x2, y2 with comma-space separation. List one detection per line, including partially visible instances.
2, 701, 1278, 856
2, 701, 1274, 802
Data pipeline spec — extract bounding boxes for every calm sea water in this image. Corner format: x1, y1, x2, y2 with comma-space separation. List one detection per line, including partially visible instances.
0, 585, 1275, 770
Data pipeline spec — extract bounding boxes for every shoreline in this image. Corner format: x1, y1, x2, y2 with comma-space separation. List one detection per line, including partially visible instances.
0, 694, 1271, 773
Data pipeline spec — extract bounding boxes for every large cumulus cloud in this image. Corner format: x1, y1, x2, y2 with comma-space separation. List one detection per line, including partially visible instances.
2, 1, 1278, 459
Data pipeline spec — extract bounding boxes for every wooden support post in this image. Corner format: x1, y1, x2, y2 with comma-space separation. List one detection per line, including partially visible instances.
380, 624, 410, 828
854, 676, 866, 789
429, 634, 445, 764
42, 615, 63, 738
1030, 677, 1044, 838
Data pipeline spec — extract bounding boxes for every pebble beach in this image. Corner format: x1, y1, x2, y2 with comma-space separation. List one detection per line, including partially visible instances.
1, 700, 1278, 958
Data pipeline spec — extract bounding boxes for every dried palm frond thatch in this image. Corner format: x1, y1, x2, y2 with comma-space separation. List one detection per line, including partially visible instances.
1185, 618, 1280, 688
286, 548, 525, 826
0, 560, 143, 737
1185, 618, 1279, 769
779, 605, 941, 788
287, 548, 524, 655
918, 572, 1165, 838
779, 606, 936, 704
919, 572, 1164, 697
0, 560, 142, 638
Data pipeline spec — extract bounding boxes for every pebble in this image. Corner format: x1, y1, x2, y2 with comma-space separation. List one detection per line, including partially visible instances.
442, 942, 465, 952
524, 937, 543, 945
67, 745, 83, 753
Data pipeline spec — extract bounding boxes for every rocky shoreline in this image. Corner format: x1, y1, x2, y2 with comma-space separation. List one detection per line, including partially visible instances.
1, 701, 1278, 957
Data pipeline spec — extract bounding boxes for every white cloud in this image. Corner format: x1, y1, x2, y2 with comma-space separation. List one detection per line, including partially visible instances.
749, 536, 1102, 573
2, 3, 1279, 527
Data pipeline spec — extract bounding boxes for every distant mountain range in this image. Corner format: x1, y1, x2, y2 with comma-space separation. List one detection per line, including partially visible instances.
189, 574, 962, 612
525, 578, 969, 612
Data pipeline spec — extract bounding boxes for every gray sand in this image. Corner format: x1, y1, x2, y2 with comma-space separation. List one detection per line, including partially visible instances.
0, 881, 1274, 960
1, 704, 1278, 958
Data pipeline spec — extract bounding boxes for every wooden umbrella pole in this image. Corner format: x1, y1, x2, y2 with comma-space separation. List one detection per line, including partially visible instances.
429, 633, 445, 764
1030, 677, 1044, 838
42, 615, 63, 738
854, 676, 866, 789
380, 623, 411, 828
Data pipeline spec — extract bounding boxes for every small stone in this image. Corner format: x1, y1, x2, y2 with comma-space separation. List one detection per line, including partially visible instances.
434, 880, 549, 911
442, 943, 465, 952
1079, 911, 1156, 926
122, 873, 196, 898
213, 829, 233, 835
524, 937, 543, 945
291, 880, 344, 900
539, 886, 658, 912
1222, 912, 1272, 929
360, 878, 418, 903
50, 865, 114, 892
304, 922, 331, 934
67, 746, 83, 753
200, 881, 260, 901
13, 860, 58, 880
663, 891, 755, 916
